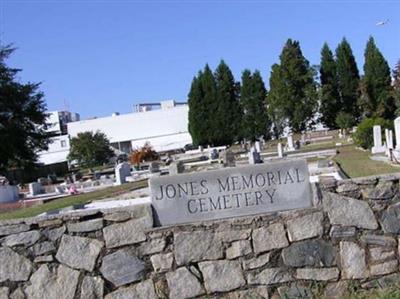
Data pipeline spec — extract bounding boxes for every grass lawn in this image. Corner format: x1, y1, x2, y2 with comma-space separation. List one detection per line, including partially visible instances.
334, 145, 400, 178
0, 179, 148, 221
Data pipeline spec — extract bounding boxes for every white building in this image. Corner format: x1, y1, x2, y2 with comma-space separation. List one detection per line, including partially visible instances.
36, 111, 79, 165
67, 101, 192, 153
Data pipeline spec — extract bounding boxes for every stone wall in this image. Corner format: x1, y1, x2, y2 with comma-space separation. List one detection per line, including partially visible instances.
1, 173, 400, 298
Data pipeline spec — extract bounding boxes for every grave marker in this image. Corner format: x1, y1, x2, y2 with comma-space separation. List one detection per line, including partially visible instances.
150, 159, 312, 226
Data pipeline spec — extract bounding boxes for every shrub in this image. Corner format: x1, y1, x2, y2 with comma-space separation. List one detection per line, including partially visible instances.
129, 142, 158, 167
353, 117, 392, 149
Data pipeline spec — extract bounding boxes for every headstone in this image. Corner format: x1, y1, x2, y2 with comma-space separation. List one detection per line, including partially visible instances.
210, 149, 219, 160
300, 134, 306, 145
222, 150, 235, 167
169, 161, 184, 175
199, 146, 204, 152
29, 182, 43, 196
115, 162, 131, 185
149, 162, 160, 173
287, 135, 295, 152
0, 185, 19, 203
395, 117, 400, 150
277, 143, 283, 158
150, 159, 312, 226
371, 125, 385, 154
388, 130, 394, 149
248, 147, 256, 165
255, 141, 261, 153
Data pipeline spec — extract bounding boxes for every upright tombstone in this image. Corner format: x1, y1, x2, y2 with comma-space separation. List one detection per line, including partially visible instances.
277, 143, 283, 158
300, 134, 306, 145
248, 147, 256, 165
389, 130, 394, 149
222, 150, 235, 167
385, 129, 394, 156
169, 161, 184, 175
395, 117, 400, 150
115, 162, 131, 185
0, 185, 19, 203
287, 135, 295, 152
29, 182, 43, 196
149, 161, 160, 173
150, 159, 312, 226
255, 141, 261, 153
371, 125, 385, 154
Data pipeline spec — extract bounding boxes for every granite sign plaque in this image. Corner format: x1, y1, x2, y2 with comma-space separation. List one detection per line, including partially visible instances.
150, 159, 312, 226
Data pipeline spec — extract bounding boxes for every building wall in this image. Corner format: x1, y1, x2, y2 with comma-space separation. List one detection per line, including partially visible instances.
67, 105, 192, 152
37, 135, 70, 165
1, 174, 400, 298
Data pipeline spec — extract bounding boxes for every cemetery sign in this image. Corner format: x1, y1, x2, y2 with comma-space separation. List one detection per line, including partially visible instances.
150, 159, 312, 226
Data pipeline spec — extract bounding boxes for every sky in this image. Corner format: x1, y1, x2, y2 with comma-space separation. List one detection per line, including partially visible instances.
1, 0, 400, 119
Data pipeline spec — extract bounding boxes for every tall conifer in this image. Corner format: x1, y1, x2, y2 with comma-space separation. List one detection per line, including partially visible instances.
319, 43, 340, 128
335, 38, 360, 120
361, 36, 395, 119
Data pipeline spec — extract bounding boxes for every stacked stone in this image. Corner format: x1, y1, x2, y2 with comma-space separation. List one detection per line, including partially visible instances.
0, 173, 400, 298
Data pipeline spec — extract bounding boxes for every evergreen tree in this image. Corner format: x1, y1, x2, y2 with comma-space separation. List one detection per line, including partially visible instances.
393, 60, 400, 116
241, 69, 269, 141
188, 72, 205, 145
335, 38, 360, 120
213, 60, 242, 145
0, 45, 50, 173
319, 43, 341, 129
201, 64, 218, 145
361, 36, 395, 119
267, 39, 317, 134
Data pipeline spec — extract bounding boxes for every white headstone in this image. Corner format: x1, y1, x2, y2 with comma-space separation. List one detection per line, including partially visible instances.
28, 182, 42, 196
248, 147, 256, 165
389, 130, 394, 149
395, 117, 400, 150
255, 141, 261, 153
371, 125, 385, 154
287, 135, 295, 152
277, 143, 283, 158
115, 162, 131, 185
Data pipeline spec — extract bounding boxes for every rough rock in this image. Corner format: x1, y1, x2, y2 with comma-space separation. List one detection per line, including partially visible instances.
380, 203, 400, 233
67, 218, 103, 233
103, 218, 149, 248
362, 181, 395, 200
252, 223, 288, 253
199, 260, 245, 293
226, 240, 252, 259
370, 260, 398, 276
81, 276, 104, 299
322, 192, 378, 229
38, 218, 63, 228
362, 273, 400, 289
243, 253, 271, 270
229, 286, 269, 299
329, 226, 357, 239
150, 253, 174, 272
247, 268, 293, 285
336, 182, 361, 198
296, 268, 339, 281
174, 231, 223, 265
2, 230, 41, 247
30, 241, 56, 256
34, 255, 54, 263
369, 247, 395, 262
25, 264, 79, 299
104, 211, 132, 222
340, 241, 368, 279
0, 246, 32, 282
286, 212, 324, 242
0, 224, 30, 236
324, 281, 348, 299
0, 287, 9, 299
56, 235, 103, 271
360, 234, 396, 247
104, 279, 157, 299
282, 240, 336, 267
137, 238, 166, 255
43, 225, 65, 241
215, 229, 251, 242
166, 267, 205, 299
9, 287, 24, 299
100, 249, 145, 287
277, 285, 312, 299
